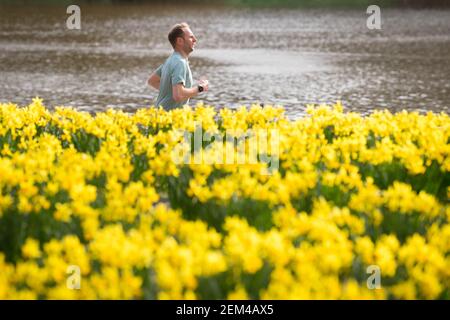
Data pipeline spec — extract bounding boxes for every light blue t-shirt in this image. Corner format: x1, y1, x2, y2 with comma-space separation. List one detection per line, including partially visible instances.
154, 51, 193, 110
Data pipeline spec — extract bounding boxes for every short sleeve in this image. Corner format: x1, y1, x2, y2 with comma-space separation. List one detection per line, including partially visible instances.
171, 60, 187, 86
155, 64, 163, 77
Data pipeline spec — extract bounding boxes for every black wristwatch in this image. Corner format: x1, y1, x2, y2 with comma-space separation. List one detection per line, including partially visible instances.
197, 84, 204, 93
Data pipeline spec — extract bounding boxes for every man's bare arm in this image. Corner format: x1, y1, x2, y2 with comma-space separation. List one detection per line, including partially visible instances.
172, 80, 209, 103
148, 72, 161, 90
172, 84, 199, 103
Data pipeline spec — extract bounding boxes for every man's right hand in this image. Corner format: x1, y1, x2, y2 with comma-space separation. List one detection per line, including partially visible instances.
198, 79, 209, 93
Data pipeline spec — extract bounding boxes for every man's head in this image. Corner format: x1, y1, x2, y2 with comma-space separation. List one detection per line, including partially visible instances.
168, 22, 197, 56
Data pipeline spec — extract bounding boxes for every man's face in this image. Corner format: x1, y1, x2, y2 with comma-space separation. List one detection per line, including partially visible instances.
179, 27, 197, 54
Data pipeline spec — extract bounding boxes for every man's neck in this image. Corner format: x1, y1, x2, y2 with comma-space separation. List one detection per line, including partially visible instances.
175, 49, 188, 59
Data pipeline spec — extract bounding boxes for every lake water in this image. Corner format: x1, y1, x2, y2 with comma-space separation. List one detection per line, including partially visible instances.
0, 4, 449, 118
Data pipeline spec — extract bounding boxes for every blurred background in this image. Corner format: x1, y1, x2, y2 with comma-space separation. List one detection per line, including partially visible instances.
0, 0, 449, 118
